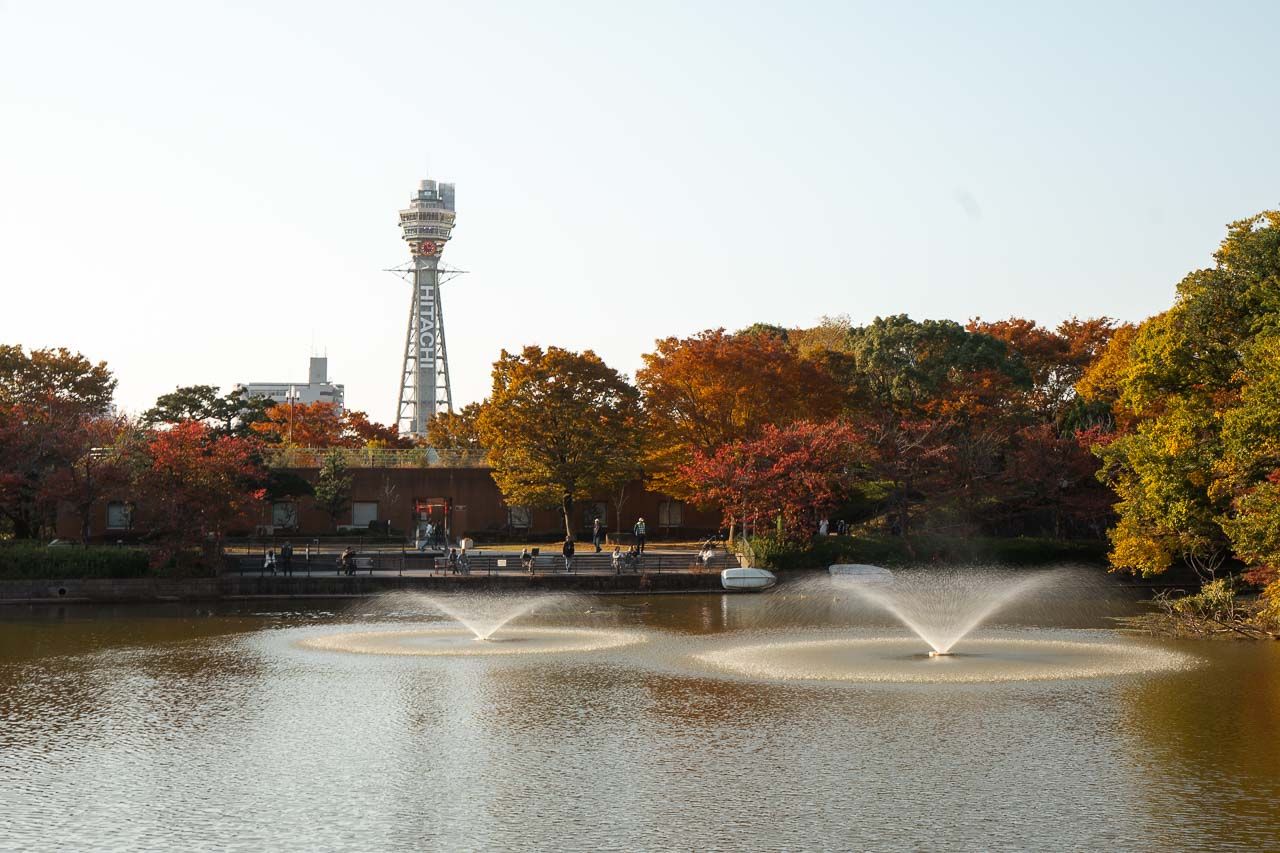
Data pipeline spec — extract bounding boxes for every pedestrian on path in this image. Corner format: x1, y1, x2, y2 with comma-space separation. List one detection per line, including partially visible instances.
611, 546, 622, 574
339, 547, 355, 575
280, 542, 293, 576
459, 547, 471, 576
592, 518, 604, 553
521, 547, 533, 573
448, 548, 459, 574
633, 517, 647, 555
562, 537, 576, 573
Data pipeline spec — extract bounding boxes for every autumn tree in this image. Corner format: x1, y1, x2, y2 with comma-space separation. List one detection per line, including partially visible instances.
681, 420, 861, 542
250, 402, 410, 449
0, 345, 117, 538
475, 346, 644, 538
44, 415, 134, 544
637, 328, 838, 496
426, 402, 485, 453
1095, 212, 1280, 580
130, 420, 265, 563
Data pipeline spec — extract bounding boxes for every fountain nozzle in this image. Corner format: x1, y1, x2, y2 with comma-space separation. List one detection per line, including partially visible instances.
928, 650, 953, 658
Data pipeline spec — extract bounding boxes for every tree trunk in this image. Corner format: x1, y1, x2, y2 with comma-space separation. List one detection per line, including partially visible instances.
561, 491, 574, 540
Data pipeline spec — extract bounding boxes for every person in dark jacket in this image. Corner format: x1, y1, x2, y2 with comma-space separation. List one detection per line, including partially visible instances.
562, 537, 576, 573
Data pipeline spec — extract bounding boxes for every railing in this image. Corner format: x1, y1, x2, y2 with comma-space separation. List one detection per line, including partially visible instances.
264, 447, 489, 469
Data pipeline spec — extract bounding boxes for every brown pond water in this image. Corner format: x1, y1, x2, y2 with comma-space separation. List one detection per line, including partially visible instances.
2, 576, 1279, 851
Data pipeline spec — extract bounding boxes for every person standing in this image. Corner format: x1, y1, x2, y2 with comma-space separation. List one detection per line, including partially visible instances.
459, 546, 471, 576
280, 542, 293, 577
633, 517, 647, 556
448, 548, 459, 574
611, 546, 622, 575
562, 537, 576, 573
819, 518, 829, 537
592, 517, 604, 553
520, 546, 533, 574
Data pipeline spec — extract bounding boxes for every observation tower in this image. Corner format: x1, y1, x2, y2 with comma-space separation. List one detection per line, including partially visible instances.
396, 178, 457, 436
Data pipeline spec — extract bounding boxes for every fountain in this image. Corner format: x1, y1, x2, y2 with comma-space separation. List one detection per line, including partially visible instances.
836, 568, 1058, 656
695, 567, 1195, 683
298, 591, 645, 657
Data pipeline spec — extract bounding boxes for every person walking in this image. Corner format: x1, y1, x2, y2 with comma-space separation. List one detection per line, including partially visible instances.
339, 546, 355, 575
280, 542, 293, 577
819, 518, 830, 537
447, 548, 459, 574
633, 517, 647, 556
562, 537, 576, 573
520, 546, 533, 574
459, 546, 471, 576
592, 517, 604, 553
263, 548, 277, 575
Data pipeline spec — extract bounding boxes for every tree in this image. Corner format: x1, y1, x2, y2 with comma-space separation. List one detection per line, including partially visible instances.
0, 345, 115, 413
44, 415, 133, 544
130, 420, 265, 564
250, 402, 409, 448
144, 385, 273, 437
344, 410, 416, 449
1095, 212, 1280, 579
251, 401, 348, 447
681, 420, 861, 542
475, 346, 644, 538
637, 328, 838, 496
313, 450, 353, 531
0, 346, 116, 538
426, 402, 485, 452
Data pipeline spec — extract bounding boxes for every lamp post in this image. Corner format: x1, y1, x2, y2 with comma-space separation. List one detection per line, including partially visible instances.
287, 385, 298, 445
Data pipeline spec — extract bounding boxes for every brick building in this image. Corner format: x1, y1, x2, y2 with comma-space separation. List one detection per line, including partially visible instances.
60, 448, 721, 543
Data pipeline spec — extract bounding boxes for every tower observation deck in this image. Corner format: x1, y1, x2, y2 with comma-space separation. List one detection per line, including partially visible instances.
397, 178, 457, 437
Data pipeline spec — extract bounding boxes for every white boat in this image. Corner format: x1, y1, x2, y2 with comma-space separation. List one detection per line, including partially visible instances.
721, 567, 778, 591
828, 564, 894, 585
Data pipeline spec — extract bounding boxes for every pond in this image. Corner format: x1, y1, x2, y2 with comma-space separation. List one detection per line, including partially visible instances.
2, 570, 1279, 851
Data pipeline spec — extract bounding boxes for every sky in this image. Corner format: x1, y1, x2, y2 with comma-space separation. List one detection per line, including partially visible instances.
3, 1, 1278, 424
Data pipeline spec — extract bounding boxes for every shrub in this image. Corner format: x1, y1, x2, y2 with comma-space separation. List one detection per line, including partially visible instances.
738, 534, 1107, 571
0, 544, 154, 579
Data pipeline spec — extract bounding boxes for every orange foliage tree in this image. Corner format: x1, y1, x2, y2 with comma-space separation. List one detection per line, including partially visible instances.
637, 328, 838, 496
250, 402, 413, 448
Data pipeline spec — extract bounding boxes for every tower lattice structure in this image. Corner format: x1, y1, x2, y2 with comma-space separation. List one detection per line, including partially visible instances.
396, 178, 457, 437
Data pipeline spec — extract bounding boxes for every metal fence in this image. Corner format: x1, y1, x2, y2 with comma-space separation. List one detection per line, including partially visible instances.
264, 447, 489, 469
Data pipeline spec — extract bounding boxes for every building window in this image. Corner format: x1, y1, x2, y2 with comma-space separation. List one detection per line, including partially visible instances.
106, 501, 133, 530
272, 501, 298, 529
507, 506, 531, 529
582, 502, 607, 530
658, 500, 684, 528
352, 502, 379, 528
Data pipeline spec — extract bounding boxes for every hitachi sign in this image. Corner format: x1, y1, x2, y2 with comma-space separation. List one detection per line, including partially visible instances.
418, 278, 436, 370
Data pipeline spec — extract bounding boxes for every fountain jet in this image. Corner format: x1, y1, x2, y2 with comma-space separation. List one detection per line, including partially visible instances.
837, 569, 1058, 655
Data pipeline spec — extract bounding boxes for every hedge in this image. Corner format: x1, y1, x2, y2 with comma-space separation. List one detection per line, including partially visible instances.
0, 544, 153, 579
740, 534, 1109, 571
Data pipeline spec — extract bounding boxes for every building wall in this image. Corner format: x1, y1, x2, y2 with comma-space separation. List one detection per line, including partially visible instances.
59, 467, 722, 542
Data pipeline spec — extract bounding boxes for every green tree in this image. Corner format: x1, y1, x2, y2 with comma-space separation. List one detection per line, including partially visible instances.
313, 451, 352, 532
144, 385, 273, 438
475, 346, 644, 538
1097, 212, 1280, 578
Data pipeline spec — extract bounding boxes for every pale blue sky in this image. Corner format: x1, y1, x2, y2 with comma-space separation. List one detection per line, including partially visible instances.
2, 1, 1277, 422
